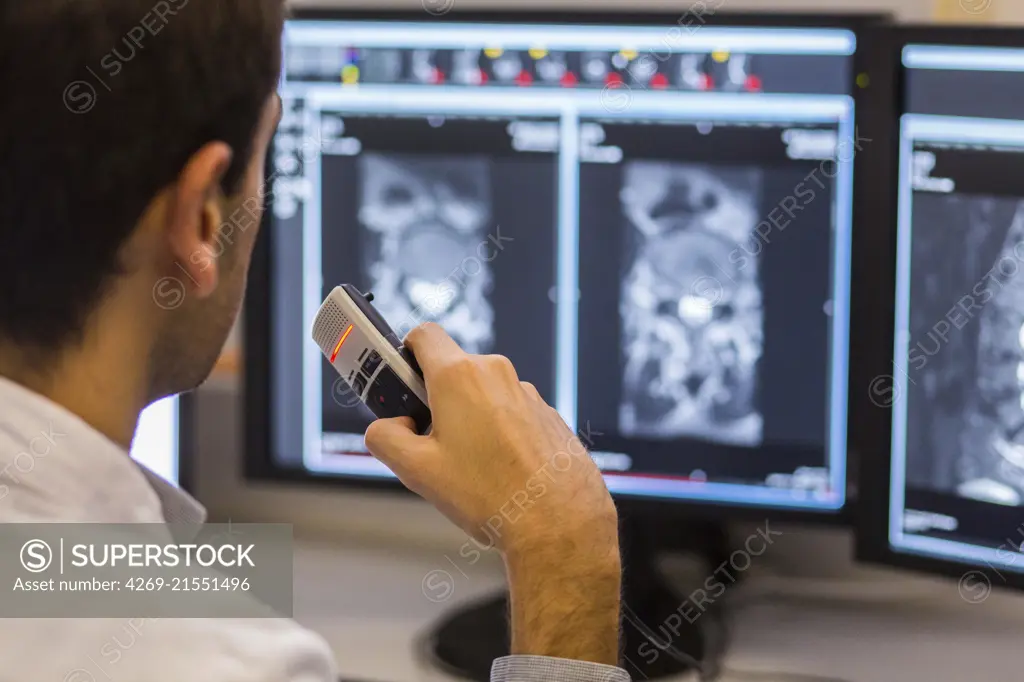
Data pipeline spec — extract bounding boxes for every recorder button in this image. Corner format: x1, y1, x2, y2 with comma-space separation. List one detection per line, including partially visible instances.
361, 350, 382, 376
366, 366, 432, 434
353, 373, 367, 397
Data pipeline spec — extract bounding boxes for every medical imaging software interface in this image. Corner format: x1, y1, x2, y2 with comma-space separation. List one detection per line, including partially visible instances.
891, 45, 1024, 571
267, 20, 855, 510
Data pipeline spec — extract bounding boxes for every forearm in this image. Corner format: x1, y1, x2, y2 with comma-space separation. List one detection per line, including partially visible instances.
504, 535, 622, 666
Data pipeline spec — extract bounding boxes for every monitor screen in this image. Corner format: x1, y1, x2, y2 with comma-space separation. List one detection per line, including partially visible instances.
131, 397, 180, 486
259, 15, 858, 512
888, 43, 1024, 573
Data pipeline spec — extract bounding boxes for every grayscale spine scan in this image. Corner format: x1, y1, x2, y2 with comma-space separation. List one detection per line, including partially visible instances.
906, 194, 1024, 507
358, 153, 496, 354
618, 161, 765, 446
959, 200, 1024, 506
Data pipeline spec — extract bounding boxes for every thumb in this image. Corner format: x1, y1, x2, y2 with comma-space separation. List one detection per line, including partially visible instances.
364, 417, 429, 476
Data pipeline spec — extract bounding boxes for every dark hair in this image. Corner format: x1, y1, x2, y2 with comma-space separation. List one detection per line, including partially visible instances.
0, 0, 284, 352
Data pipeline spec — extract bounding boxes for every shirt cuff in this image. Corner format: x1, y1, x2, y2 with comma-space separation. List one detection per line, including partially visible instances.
491, 655, 631, 682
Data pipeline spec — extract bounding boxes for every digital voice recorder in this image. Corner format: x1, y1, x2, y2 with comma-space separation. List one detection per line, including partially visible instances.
311, 284, 432, 435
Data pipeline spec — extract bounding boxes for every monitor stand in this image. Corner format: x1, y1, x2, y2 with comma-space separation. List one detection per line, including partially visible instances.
424, 517, 730, 681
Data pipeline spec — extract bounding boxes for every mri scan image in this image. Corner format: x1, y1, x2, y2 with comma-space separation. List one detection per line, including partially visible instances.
905, 194, 1024, 506
912, 194, 1024, 506
358, 153, 495, 354
962, 200, 1024, 506
618, 161, 765, 446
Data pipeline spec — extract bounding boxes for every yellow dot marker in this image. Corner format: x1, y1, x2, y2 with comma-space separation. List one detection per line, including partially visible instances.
342, 65, 359, 85
712, 49, 729, 63
484, 47, 503, 59
529, 46, 548, 60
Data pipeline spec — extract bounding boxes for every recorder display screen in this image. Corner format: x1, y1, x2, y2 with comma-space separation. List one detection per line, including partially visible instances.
261, 18, 856, 511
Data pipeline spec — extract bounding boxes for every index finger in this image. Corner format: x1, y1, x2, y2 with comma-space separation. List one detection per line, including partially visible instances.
402, 322, 467, 381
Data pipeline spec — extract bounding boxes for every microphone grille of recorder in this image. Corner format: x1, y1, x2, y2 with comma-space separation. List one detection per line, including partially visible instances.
311, 296, 352, 357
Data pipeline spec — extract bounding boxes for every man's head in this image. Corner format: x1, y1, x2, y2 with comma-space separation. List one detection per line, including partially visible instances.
0, 0, 285, 405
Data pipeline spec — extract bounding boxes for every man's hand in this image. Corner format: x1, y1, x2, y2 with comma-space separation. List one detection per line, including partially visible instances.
365, 323, 621, 665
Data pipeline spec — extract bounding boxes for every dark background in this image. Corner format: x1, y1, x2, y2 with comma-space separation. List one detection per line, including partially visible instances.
903, 488, 1024, 555
907, 68, 1024, 121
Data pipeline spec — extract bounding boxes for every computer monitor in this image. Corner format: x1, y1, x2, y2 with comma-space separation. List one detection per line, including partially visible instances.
246, 9, 880, 519
131, 395, 190, 489
858, 27, 1024, 591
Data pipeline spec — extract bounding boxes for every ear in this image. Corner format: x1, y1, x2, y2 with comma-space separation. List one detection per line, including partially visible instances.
164, 142, 234, 300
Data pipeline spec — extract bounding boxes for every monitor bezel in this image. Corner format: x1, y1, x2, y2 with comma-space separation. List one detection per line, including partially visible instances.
245, 7, 891, 526
855, 24, 1024, 591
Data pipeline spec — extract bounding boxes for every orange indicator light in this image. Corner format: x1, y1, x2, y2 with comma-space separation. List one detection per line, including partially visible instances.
329, 324, 354, 363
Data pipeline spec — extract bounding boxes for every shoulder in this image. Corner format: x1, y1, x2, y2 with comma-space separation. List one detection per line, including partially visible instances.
0, 617, 336, 682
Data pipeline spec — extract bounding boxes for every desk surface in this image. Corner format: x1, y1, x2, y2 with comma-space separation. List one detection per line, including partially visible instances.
291, 538, 1024, 682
